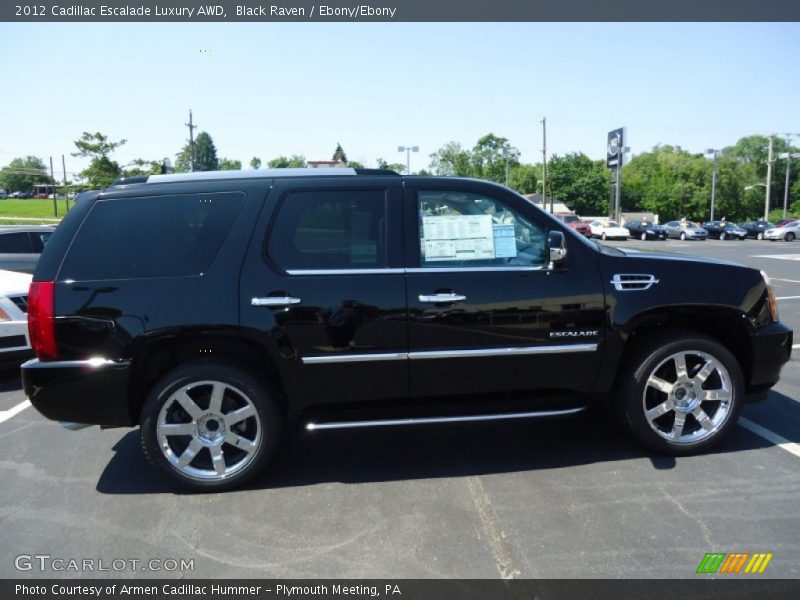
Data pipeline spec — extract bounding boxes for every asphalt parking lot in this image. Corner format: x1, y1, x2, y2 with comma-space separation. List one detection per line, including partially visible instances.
0, 238, 798, 580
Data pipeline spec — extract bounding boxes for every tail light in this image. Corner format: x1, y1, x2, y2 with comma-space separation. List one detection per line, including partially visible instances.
760, 271, 780, 323
28, 281, 58, 360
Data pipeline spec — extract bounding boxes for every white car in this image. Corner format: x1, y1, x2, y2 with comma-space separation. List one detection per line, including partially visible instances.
590, 220, 630, 240
764, 221, 800, 242
0, 269, 33, 368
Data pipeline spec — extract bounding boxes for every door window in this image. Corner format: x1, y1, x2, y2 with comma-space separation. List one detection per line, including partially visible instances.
417, 190, 547, 268
0, 232, 33, 253
268, 189, 388, 271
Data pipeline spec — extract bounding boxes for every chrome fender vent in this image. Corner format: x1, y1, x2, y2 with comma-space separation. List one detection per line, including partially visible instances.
610, 274, 659, 291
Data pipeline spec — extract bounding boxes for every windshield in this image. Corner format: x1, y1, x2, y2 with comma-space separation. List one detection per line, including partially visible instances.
605, 221, 620, 227
562, 215, 580, 223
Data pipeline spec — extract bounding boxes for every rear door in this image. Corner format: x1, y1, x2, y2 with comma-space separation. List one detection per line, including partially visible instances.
403, 180, 605, 401
240, 177, 408, 412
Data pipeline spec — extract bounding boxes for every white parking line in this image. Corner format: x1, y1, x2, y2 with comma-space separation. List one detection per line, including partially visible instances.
776, 296, 800, 301
753, 254, 800, 261
771, 278, 800, 284
0, 399, 31, 424
739, 417, 800, 459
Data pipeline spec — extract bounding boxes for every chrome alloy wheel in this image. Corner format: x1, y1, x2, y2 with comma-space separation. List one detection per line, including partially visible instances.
642, 350, 733, 444
156, 380, 261, 480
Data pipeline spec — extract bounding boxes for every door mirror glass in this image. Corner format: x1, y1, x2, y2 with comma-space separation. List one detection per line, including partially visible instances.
548, 230, 567, 264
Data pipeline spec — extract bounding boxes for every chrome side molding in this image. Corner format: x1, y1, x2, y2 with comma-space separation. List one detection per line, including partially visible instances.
306, 407, 585, 431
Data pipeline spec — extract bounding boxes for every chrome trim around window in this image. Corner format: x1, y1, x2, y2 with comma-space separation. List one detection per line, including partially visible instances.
286, 268, 406, 275
301, 343, 598, 364
306, 406, 586, 431
405, 266, 544, 274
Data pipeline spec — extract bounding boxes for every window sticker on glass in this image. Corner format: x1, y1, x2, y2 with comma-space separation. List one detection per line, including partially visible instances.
492, 224, 517, 258
422, 215, 495, 261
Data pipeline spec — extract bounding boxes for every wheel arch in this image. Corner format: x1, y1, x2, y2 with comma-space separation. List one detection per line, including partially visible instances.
127, 329, 287, 424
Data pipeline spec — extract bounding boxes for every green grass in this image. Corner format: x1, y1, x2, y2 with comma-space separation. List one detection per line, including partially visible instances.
0, 199, 65, 223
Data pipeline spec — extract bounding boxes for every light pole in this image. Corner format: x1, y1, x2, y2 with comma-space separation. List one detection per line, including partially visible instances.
705, 148, 720, 222
779, 133, 800, 220
501, 146, 520, 188
397, 146, 418, 175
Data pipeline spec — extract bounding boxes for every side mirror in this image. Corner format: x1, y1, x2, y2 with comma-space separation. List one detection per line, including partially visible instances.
548, 230, 567, 264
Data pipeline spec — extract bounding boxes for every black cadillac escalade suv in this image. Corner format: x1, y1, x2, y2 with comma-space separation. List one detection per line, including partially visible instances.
22, 169, 793, 490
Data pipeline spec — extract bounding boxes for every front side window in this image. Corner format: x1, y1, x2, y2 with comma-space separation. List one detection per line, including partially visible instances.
268, 189, 387, 271
60, 192, 244, 280
417, 190, 546, 268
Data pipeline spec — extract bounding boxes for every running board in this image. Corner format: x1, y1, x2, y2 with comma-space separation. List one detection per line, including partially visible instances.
305, 407, 585, 431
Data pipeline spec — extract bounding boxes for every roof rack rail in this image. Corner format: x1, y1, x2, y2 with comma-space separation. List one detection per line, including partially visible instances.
108, 167, 401, 186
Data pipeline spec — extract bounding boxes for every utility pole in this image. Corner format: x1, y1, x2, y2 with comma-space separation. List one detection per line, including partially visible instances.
706, 149, 719, 222
61, 154, 68, 212
49, 156, 57, 217
764, 134, 774, 221
780, 133, 800, 220
541, 117, 549, 213
185, 110, 197, 172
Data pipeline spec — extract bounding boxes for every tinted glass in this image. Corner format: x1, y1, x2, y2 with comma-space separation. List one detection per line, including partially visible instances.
268, 189, 387, 270
417, 190, 546, 268
60, 192, 244, 280
29, 231, 51, 253
0, 232, 33, 253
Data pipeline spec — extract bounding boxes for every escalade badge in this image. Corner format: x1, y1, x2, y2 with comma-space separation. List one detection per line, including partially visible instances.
549, 330, 600, 338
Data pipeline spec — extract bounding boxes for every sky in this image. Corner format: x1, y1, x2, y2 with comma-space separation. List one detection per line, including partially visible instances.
1, 22, 799, 178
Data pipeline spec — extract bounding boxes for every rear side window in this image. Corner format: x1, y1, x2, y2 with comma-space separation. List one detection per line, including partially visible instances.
268, 189, 387, 271
0, 232, 33, 253
60, 192, 244, 280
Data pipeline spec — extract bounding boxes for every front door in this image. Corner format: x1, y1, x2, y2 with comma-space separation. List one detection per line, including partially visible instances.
403, 181, 605, 401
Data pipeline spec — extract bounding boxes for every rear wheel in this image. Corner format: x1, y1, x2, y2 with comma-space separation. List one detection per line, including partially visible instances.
140, 361, 282, 491
601, 232, 607, 240
640, 232, 647, 241
680, 232, 687, 240
615, 332, 743, 455
719, 232, 726, 240
757, 232, 764, 240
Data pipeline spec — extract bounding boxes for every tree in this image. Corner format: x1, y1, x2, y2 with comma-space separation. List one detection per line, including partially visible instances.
267, 155, 306, 168
219, 158, 242, 171
470, 133, 513, 183
71, 131, 127, 188
122, 158, 168, 178
429, 142, 473, 176
546, 153, 608, 216
250, 157, 262, 170
376, 158, 406, 173
0, 156, 50, 192
332, 143, 347, 163
175, 131, 218, 172
346, 161, 364, 169
507, 164, 539, 195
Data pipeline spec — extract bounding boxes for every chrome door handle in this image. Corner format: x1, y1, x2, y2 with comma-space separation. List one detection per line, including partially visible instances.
251, 296, 302, 307
418, 293, 467, 303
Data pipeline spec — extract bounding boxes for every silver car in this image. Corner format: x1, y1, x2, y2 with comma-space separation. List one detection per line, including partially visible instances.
663, 221, 708, 240
0, 226, 55, 274
764, 220, 800, 242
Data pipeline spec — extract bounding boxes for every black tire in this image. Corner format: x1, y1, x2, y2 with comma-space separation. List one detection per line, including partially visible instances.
786, 232, 796, 242
614, 331, 744, 456
140, 360, 283, 491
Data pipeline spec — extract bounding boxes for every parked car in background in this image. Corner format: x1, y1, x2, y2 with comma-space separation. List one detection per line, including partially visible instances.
0, 226, 55, 274
702, 221, 748, 240
774, 218, 799, 228
0, 269, 33, 369
765, 220, 800, 242
663, 221, 709, 240
589, 220, 630, 240
740, 221, 775, 240
555, 214, 592, 237
0, 189, 7, 199
625, 220, 667, 241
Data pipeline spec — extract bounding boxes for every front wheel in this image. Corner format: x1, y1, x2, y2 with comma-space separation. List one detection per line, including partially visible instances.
640, 232, 647, 241
615, 332, 744, 455
140, 361, 283, 491
786, 232, 796, 242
